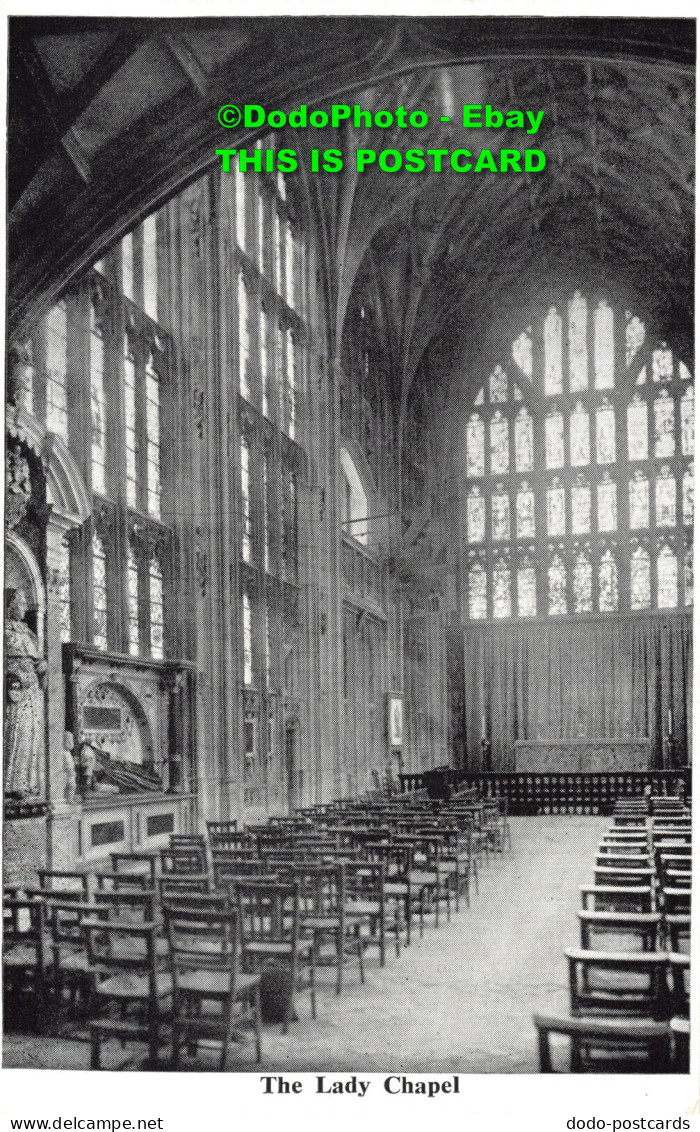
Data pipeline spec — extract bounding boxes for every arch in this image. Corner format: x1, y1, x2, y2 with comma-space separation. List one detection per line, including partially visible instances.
340, 442, 375, 545
78, 678, 155, 767
43, 432, 92, 524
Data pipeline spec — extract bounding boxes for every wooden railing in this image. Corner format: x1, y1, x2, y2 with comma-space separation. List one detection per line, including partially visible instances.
398, 770, 691, 815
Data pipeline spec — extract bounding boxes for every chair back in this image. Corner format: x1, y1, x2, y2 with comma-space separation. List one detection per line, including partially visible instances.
83, 917, 159, 996
164, 904, 241, 986
235, 880, 300, 943
161, 846, 207, 875
37, 869, 89, 900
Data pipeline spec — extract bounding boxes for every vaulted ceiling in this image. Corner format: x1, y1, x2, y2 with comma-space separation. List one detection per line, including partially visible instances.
9, 15, 695, 413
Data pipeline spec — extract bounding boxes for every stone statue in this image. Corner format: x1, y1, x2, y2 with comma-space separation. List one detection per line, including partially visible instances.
63, 732, 77, 804
4, 587, 46, 798
79, 739, 97, 794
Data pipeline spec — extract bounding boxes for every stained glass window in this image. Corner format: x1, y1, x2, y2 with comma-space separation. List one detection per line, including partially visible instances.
544, 306, 563, 395
145, 357, 162, 520
599, 549, 618, 612
92, 531, 108, 650
489, 365, 508, 402
90, 303, 106, 495
128, 545, 140, 655
625, 313, 645, 367
573, 547, 593, 613
594, 301, 614, 389
241, 436, 252, 562
547, 479, 566, 537
490, 411, 509, 475
630, 545, 651, 610
467, 486, 485, 542
260, 307, 270, 417
514, 407, 533, 472
149, 554, 164, 659
493, 559, 511, 618
545, 409, 564, 469
629, 471, 649, 529
124, 348, 137, 508
468, 559, 487, 619
570, 402, 590, 466
597, 473, 618, 533
652, 344, 673, 383
492, 487, 510, 540
242, 592, 253, 684
548, 552, 567, 615
516, 482, 535, 538
568, 291, 588, 392
273, 211, 282, 294
684, 543, 693, 606
683, 464, 694, 526
654, 389, 675, 457
45, 302, 67, 439
512, 331, 532, 380
263, 455, 271, 572
285, 222, 296, 309
657, 545, 678, 608
595, 399, 616, 465
57, 537, 71, 643
517, 558, 537, 617
142, 213, 158, 322
571, 476, 591, 535
238, 272, 250, 398
627, 394, 648, 461
463, 292, 693, 620
681, 385, 694, 456
655, 467, 676, 528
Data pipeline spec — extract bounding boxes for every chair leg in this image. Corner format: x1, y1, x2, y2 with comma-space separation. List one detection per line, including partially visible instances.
90, 1026, 101, 1070
254, 988, 262, 1063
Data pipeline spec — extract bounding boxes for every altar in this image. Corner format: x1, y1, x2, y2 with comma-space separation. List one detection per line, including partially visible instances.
513, 738, 651, 773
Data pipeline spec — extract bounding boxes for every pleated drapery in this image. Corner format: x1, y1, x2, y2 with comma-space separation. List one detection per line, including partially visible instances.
462, 612, 692, 771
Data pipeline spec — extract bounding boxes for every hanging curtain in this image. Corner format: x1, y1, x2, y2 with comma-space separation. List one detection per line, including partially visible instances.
462, 612, 692, 770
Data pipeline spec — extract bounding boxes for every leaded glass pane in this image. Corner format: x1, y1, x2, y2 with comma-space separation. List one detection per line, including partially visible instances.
124, 354, 137, 508
286, 327, 297, 439
570, 402, 590, 466
238, 273, 250, 398
517, 564, 537, 617
627, 394, 648, 461
512, 331, 532, 380
655, 468, 676, 527
149, 556, 164, 659
636, 367, 647, 386
545, 410, 564, 469
596, 400, 616, 465
629, 472, 649, 529
516, 483, 535, 538
241, 436, 252, 562
242, 592, 253, 682
45, 302, 67, 439
630, 546, 651, 610
680, 362, 692, 381
489, 365, 508, 402
568, 291, 588, 392
57, 538, 71, 643
490, 411, 509, 475
597, 474, 618, 532
683, 465, 693, 525
467, 486, 485, 542
468, 563, 487, 619
573, 550, 593, 613
466, 414, 484, 477
143, 214, 158, 321
571, 477, 591, 534
492, 488, 510, 541
657, 546, 678, 608
548, 554, 567, 615
599, 550, 618, 612
547, 480, 566, 536
285, 222, 296, 309
594, 300, 614, 389
625, 313, 645, 367
514, 407, 533, 472
493, 562, 511, 619
90, 307, 106, 495
652, 345, 673, 382
145, 364, 161, 520
681, 386, 694, 456
92, 532, 107, 650
513, 385, 523, 401
654, 389, 675, 457
121, 232, 134, 301
544, 306, 563, 395
128, 546, 139, 655
684, 544, 693, 606
475, 388, 484, 406
260, 307, 269, 417
235, 168, 246, 250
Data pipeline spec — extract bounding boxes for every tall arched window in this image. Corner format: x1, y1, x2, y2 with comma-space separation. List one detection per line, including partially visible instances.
463, 292, 694, 619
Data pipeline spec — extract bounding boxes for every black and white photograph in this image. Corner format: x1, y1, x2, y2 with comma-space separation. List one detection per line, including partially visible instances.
3, 6, 696, 1109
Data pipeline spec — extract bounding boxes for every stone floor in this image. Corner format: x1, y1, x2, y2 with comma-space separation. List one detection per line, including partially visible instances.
3, 814, 606, 1073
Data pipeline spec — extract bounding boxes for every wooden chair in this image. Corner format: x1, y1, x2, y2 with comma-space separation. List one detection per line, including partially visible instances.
593, 865, 655, 888
662, 887, 690, 915
295, 864, 365, 995
343, 861, 396, 965
84, 918, 171, 1069
3, 895, 47, 1029
45, 897, 99, 1009
580, 885, 654, 914
235, 880, 315, 1032
565, 948, 671, 1020
578, 911, 662, 952
164, 903, 261, 1069
159, 875, 210, 902
161, 845, 208, 879
533, 1013, 671, 1073
668, 952, 689, 1018
670, 1016, 690, 1073
95, 871, 151, 894
664, 914, 690, 954
37, 869, 90, 901
109, 852, 157, 886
